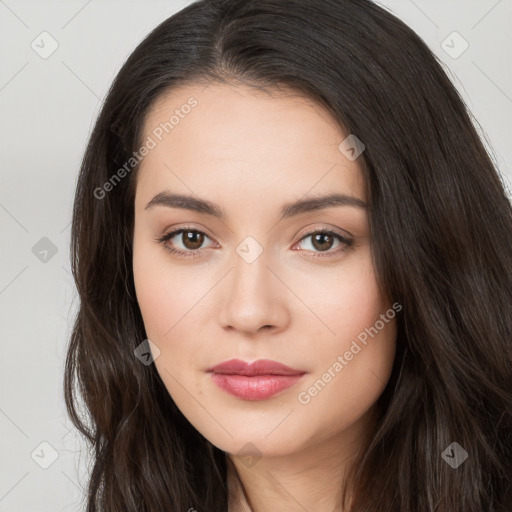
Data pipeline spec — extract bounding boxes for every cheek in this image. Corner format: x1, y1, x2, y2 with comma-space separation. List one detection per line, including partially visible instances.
296, 317, 397, 437
291, 255, 397, 416
133, 242, 203, 340
288, 252, 384, 344
132, 241, 215, 392
132, 242, 212, 431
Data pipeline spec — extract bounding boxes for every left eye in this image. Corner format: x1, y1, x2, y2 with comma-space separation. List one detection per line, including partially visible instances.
294, 230, 353, 256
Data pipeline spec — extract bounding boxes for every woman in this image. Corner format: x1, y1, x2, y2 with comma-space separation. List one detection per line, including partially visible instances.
64, 0, 512, 510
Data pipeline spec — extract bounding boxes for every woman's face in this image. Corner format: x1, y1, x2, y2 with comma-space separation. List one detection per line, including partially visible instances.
132, 82, 397, 459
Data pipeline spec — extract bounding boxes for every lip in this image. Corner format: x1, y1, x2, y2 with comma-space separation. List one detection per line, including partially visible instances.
208, 358, 305, 376
207, 358, 306, 400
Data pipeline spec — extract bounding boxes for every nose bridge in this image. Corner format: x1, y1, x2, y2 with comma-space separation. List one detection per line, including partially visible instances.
219, 242, 286, 332
234, 241, 273, 302
231, 245, 269, 297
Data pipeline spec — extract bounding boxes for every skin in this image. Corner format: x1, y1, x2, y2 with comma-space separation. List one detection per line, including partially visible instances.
132, 82, 397, 511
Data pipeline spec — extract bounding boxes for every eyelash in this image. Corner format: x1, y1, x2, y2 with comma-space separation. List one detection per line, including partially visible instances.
155, 226, 353, 260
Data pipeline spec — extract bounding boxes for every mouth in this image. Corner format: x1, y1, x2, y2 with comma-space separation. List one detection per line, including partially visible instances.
207, 358, 307, 400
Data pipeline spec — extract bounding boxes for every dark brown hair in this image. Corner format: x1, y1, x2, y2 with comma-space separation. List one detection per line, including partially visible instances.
64, 0, 512, 510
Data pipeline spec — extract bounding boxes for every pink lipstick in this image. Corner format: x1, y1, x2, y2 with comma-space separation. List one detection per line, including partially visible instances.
207, 358, 306, 400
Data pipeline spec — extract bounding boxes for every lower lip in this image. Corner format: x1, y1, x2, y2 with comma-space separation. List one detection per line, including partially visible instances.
210, 373, 305, 400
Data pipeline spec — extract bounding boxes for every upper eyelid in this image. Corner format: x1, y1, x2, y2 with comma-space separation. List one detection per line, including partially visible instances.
158, 226, 215, 243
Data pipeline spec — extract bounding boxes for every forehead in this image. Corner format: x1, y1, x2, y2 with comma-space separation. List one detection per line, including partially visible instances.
135, 82, 366, 208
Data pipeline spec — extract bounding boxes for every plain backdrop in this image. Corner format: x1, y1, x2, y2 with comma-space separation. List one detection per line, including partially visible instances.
0, 0, 511, 510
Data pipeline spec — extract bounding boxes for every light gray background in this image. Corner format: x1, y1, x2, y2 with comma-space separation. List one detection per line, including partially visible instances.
0, 1, 511, 510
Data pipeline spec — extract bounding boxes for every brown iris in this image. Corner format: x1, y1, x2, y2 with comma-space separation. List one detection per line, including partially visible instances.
310, 232, 334, 252
181, 230, 205, 250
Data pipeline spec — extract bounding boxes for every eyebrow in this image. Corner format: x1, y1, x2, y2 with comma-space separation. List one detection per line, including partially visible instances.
145, 191, 367, 220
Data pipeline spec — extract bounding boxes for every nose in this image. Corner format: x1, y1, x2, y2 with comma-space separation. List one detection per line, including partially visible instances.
217, 250, 290, 335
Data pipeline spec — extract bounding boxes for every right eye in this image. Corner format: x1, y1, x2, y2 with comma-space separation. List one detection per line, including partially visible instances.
156, 227, 216, 258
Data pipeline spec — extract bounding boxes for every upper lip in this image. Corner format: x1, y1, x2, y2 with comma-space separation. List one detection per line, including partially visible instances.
207, 358, 306, 376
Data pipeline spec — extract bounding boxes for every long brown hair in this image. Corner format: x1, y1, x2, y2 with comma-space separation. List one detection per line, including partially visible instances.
64, 0, 512, 510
